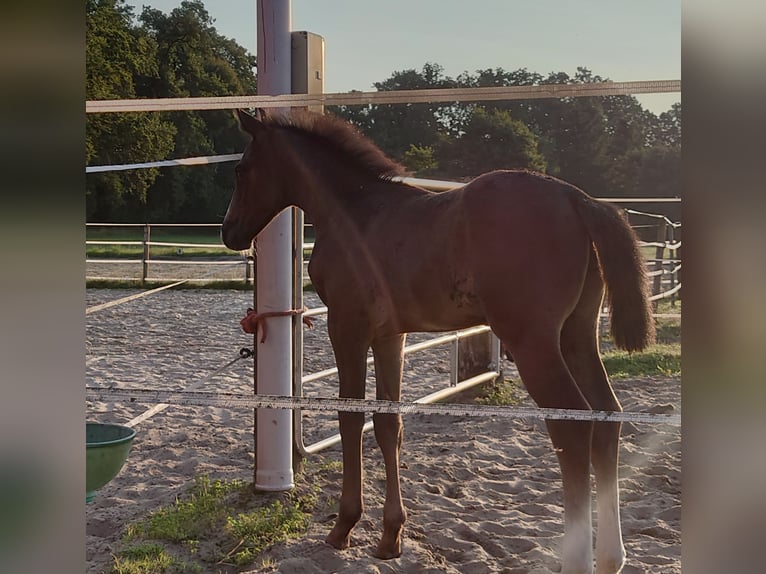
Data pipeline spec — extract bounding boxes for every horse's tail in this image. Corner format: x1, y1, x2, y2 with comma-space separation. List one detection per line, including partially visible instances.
572, 192, 655, 351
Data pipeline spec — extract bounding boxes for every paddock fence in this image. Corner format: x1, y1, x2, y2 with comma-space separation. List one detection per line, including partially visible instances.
86, 78, 682, 461
86, 201, 682, 309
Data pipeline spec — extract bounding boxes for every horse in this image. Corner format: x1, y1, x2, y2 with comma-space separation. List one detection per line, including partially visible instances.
222, 108, 655, 574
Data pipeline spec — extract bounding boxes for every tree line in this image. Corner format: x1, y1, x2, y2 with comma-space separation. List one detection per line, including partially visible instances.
87, 0, 680, 223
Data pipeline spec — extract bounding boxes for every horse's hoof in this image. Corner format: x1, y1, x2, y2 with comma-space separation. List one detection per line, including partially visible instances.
325, 532, 350, 550
373, 542, 402, 560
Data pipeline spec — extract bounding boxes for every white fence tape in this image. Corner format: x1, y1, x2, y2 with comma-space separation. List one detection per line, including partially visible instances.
85, 387, 680, 426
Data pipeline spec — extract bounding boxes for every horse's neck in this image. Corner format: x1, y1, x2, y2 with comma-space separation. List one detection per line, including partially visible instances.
282, 135, 381, 228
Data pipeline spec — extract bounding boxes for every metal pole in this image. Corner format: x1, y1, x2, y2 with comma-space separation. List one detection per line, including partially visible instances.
142, 223, 150, 283
254, 0, 294, 491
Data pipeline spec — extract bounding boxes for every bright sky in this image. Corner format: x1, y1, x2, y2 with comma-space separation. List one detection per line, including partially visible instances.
130, 0, 681, 115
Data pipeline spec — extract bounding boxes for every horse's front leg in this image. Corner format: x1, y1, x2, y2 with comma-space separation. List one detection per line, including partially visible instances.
371, 333, 407, 559
325, 318, 371, 551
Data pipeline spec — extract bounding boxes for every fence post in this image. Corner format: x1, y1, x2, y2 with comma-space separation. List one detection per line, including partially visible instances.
253, 0, 294, 493
142, 223, 151, 284
652, 220, 667, 310
291, 207, 304, 473
449, 336, 459, 387
458, 332, 494, 383
668, 224, 676, 307
245, 255, 252, 285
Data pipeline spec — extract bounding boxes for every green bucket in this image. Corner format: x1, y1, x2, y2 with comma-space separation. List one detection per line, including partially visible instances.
86, 422, 136, 503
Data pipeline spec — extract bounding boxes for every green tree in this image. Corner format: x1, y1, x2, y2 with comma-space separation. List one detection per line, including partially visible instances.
139, 0, 257, 222
86, 0, 176, 221
655, 102, 681, 147
402, 144, 438, 175
331, 63, 458, 162
437, 107, 546, 179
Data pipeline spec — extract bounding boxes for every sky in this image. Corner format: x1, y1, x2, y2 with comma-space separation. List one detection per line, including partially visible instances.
129, 0, 681, 115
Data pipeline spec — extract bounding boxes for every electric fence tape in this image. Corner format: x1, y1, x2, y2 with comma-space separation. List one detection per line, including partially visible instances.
86, 387, 681, 426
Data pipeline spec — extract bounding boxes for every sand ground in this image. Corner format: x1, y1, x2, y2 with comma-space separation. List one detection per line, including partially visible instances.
86, 288, 680, 573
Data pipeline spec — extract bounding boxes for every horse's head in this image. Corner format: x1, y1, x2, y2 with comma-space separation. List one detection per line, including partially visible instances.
221, 109, 288, 251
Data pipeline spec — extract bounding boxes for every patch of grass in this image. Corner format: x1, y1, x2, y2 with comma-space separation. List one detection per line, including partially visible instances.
655, 321, 681, 344
116, 473, 322, 572
125, 476, 244, 543
477, 378, 524, 406
602, 344, 681, 378
110, 543, 201, 574
220, 499, 311, 566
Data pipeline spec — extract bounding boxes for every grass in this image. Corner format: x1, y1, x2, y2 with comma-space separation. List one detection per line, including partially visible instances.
110, 543, 201, 574
477, 378, 525, 406
113, 469, 333, 573
602, 344, 681, 378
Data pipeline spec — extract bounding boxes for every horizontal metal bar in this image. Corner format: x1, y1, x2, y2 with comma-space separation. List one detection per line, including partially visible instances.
302, 370, 500, 455
86, 241, 143, 246
86, 153, 241, 173
303, 306, 328, 318
147, 241, 227, 249
142, 259, 244, 266
303, 420, 374, 455
301, 325, 492, 384
85, 258, 143, 264
648, 282, 682, 301
86, 79, 681, 113
86, 223, 223, 228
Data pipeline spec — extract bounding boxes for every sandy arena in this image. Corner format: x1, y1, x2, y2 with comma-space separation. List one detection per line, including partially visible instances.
86, 288, 680, 573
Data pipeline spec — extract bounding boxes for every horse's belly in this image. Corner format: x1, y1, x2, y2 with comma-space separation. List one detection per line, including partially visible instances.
394, 288, 485, 333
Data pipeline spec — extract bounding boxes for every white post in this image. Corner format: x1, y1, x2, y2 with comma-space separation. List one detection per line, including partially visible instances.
254, 0, 293, 491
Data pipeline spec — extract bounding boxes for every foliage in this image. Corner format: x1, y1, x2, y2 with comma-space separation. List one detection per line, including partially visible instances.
125, 476, 246, 543
110, 543, 200, 574
87, 3, 681, 222
477, 378, 524, 406
86, 0, 256, 223
86, 0, 177, 222
602, 344, 681, 378
402, 144, 438, 174
438, 107, 547, 177
115, 473, 323, 571
138, 1, 257, 222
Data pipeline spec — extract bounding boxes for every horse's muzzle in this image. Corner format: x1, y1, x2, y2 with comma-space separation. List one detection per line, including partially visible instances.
221, 222, 252, 252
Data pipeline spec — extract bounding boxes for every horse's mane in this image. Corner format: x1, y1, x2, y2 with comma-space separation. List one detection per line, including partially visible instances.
265, 110, 406, 179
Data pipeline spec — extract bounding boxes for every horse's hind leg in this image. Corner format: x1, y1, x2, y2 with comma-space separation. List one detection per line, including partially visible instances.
371, 333, 407, 559
561, 252, 625, 574
504, 330, 595, 574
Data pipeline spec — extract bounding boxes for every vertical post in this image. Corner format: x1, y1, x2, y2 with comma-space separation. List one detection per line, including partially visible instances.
668, 224, 677, 307
245, 255, 252, 285
490, 334, 503, 382
291, 207, 304, 471
652, 220, 668, 310
449, 335, 459, 387
254, 0, 294, 492
142, 223, 150, 284
289, 29, 324, 461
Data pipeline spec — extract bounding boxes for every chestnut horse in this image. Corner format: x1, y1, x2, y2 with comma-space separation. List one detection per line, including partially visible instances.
222, 109, 654, 574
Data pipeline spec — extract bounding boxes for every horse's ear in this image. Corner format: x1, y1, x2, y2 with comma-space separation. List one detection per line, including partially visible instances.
235, 109, 265, 136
